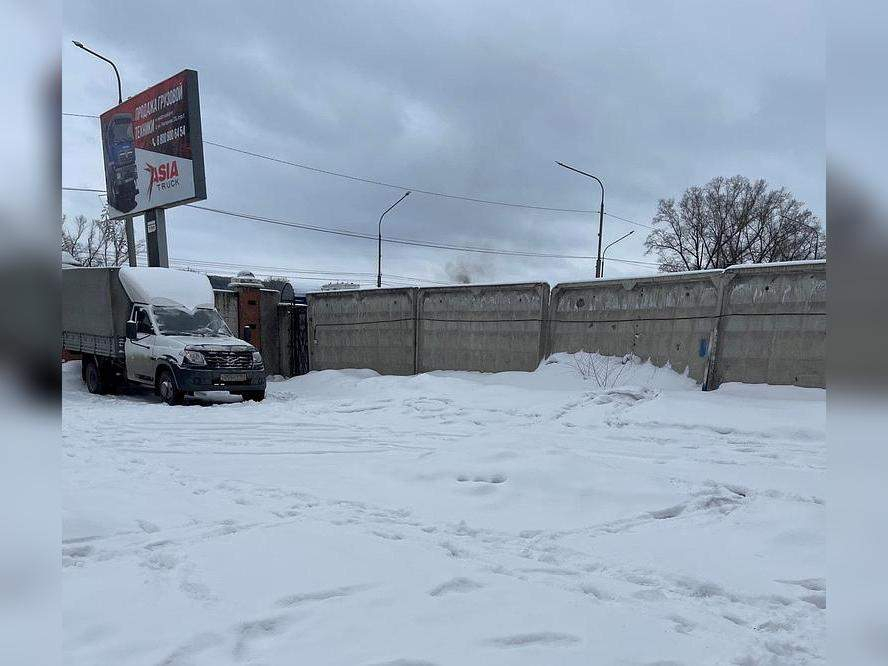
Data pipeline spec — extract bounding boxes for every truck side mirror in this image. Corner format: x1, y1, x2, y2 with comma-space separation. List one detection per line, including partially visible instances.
242, 326, 253, 342
126, 320, 137, 340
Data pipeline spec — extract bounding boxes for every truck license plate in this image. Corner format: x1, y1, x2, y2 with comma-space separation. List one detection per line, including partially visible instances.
220, 373, 247, 382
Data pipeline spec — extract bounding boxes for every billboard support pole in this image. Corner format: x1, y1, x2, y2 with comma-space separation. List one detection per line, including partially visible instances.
144, 208, 169, 268
124, 216, 137, 266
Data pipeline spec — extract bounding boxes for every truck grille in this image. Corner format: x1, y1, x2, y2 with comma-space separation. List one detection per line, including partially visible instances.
202, 350, 253, 369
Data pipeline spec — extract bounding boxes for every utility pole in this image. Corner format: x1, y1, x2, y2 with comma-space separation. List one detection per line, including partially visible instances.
555, 161, 605, 277
72, 41, 137, 267
377, 191, 411, 288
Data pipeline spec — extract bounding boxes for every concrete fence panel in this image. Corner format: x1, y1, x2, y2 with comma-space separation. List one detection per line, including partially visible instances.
416, 283, 549, 373
307, 288, 418, 375
711, 261, 826, 388
548, 272, 722, 381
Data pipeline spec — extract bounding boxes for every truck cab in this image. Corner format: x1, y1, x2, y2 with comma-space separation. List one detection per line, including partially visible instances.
119, 268, 266, 404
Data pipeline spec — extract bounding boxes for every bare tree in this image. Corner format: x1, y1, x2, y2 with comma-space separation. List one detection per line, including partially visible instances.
644, 176, 825, 272
568, 351, 661, 390
61, 209, 143, 267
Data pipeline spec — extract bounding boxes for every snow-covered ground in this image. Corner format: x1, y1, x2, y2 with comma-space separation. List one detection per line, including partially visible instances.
62, 355, 825, 665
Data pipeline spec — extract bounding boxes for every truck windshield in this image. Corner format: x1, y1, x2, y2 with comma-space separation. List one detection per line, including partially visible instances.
152, 307, 230, 337
110, 120, 133, 142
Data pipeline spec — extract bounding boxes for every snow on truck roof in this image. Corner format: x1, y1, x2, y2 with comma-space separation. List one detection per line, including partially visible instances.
119, 267, 215, 311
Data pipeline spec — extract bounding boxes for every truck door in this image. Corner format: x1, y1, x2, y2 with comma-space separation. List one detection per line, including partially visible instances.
125, 305, 156, 384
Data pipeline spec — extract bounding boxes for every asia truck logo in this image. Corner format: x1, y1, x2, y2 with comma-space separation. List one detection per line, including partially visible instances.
144, 160, 180, 200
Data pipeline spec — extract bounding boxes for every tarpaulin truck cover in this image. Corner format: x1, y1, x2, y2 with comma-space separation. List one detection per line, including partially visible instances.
62, 267, 133, 339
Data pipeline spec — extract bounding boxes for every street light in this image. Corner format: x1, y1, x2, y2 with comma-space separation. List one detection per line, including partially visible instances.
377, 191, 411, 288
72, 41, 137, 267
556, 161, 605, 278
601, 230, 634, 277
72, 41, 122, 104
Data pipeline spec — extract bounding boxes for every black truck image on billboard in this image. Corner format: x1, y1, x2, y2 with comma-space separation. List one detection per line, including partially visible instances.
103, 113, 139, 213
99, 69, 206, 219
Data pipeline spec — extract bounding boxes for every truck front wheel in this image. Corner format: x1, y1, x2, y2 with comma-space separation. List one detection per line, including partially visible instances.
157, 369, 184, 406
84, 357, 107, 395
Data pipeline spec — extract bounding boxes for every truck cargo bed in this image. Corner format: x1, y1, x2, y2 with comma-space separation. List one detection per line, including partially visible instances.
62, 267, 133, 357
62, 331, 125, 358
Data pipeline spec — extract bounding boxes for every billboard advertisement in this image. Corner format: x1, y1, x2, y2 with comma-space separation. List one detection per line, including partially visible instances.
100, 69, 206, 219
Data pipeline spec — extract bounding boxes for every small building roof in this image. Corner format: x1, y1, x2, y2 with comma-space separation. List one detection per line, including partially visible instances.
208, 273, 296, 302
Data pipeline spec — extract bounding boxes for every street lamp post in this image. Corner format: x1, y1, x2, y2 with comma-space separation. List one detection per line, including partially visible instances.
377, 191, 411, 288
72, 41, 138, 267
556, 161, 605, 278
601, 230, 634, 277
72, 41, 122, 104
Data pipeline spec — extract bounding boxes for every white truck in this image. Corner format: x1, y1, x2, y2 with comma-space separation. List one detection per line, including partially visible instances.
62, 266, 266, 404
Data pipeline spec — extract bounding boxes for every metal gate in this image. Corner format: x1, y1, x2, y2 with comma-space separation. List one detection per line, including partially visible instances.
277, 303, 310, 377
292, 304, 309, 376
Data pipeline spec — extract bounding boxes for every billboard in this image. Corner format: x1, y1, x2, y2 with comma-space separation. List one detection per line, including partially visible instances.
100, 69, 206, 219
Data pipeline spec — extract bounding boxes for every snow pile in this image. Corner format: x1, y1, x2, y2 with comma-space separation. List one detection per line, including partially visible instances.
62, 358, 825, 665
119, 267, 215, 311
544, 351, 699, 391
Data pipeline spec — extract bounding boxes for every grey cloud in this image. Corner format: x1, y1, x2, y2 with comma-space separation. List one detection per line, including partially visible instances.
62, 0, 823, 286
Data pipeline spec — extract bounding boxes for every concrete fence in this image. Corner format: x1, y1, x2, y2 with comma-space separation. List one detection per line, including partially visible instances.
307, 288, 418, 375
300, 260, 826, 389
416, 283, 549, 373
549, 271, 722, 383
709, 262, 826, 388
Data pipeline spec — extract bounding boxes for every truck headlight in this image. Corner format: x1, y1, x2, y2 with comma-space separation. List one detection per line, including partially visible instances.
252, 351, 263, 368
183, 349, 206, 366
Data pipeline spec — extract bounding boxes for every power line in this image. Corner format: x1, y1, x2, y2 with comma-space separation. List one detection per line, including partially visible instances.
136, 254, 420, 287
63, 186, 105, 193
203, 140, 651, 222
61, 186, 659, 266
62, 111, 654, 228
157, 255, 451, 285
188, 202, 657, 264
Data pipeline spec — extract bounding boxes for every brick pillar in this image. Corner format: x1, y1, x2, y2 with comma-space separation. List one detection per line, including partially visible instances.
235, 285, 262, 350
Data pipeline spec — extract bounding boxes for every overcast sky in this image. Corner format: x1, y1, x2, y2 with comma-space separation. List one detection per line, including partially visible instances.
62, 1, 823, 290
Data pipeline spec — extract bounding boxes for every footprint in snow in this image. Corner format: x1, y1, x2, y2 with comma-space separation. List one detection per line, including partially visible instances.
142, 551, 178, 571
439, 541, 470, 558
649, 504, 686, 520
371, 530, 404, 541
233, 615, 291, 660
62, 544, 94, 559
775, 577, 825, 592
484, 632, 580, 648
276, 584, 367, 607
456, 474, 507, 484
428, 577, 483, 596
579, 584, 615, 601
800, 593, 826, 609
668, 614, 696, 634
137, 519, 160, 534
